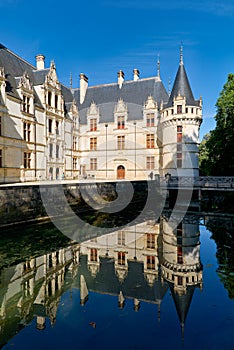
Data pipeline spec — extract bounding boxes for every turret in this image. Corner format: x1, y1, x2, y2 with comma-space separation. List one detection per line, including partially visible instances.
160, 47, 202, 177
160, 215, 203, 338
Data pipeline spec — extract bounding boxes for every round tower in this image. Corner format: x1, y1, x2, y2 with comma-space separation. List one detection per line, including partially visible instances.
160, 215, 203, 334
161, 47, 202, 177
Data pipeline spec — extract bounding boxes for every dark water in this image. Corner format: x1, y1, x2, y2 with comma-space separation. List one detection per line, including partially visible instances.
0, 213, 234, 350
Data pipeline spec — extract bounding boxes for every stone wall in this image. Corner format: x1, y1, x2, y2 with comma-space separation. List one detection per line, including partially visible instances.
0, 182, 118, 226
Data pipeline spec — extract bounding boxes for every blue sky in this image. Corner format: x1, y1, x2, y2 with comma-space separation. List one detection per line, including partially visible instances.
1, 0, 234, 139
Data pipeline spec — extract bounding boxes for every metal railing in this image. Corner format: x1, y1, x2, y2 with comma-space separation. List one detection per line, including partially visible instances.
160, 176, 234, 190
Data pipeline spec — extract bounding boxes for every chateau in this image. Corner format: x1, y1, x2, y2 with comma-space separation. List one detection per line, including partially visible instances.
0, 44, 202, 183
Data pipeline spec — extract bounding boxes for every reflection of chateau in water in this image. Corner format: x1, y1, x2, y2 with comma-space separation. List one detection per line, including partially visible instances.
0, 243, 80, 347
0, 216, 203, 346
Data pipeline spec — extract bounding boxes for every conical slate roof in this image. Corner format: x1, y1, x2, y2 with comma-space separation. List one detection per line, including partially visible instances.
166, 61, 199, 108
169, 283, 196, 325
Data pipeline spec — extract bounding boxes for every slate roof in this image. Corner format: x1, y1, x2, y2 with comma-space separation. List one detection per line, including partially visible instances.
72, 78, 169, 125
169, 282, 196, 325
0, 44, 44, 108
166, 62, 199, 107
71, 255, 169, 303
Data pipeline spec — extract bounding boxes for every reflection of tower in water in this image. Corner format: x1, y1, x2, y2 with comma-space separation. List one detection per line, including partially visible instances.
161, 215, 203, 337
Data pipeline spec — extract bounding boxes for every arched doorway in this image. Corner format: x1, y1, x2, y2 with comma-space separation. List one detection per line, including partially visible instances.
117, 165, 125, 179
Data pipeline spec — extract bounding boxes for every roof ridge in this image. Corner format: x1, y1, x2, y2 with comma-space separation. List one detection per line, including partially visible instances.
0, 44, 36, 70
72, 76, 158, 91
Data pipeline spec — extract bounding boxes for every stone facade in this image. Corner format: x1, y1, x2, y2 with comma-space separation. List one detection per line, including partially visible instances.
0, 44, 202, 183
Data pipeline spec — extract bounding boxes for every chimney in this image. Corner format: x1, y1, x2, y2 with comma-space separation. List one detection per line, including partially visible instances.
36, 54, 45, 70
118, 70, 124, 89
80, 73, 88, 104
133, 69, 140, 81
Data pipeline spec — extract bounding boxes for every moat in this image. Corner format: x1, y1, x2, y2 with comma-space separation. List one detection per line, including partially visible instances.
0, 207, 234, 350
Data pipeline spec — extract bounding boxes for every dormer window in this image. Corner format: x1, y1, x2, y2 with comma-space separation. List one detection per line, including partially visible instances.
117, 115, 125, 129
118, 252, 126, 265
90, 248, 98, 262
22, 95, 30, 113
177, 105, 182, 114
90, 118, 97, 131
147, 255, 155, 270
146, 113, 155, 127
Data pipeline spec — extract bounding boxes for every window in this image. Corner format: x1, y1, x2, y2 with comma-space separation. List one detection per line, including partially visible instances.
177, 223, 182, 236
177, 222, 183, 245
22, 95, 30, 113
0, 149, 2, 168
178, 276, 183, 285
90, 118, 97, 131
146, 134, 154, 148
24, 152, 31, 169
55, 121, 59, 135
48, 119, 52, 133
55, 94, 58, 109
147, 255, 155, 270
117, 115, 125, 129
48, 91, 52, 106
23, 122, 30, 142
49, 143, 53, 158
73, 136, 77, 150
147, 233, 155, 249
48, 254, 53, 268
177, 153, 182, 168
117, 135, 125, 150
177, 246, 183, 264
0, 116, 2, 136
56, 145, 59, 159
56, 251, 59, 264
23, 122, 31, 142
56, 167, 59, 179
177, 126, 182, 168
177, 105, 182, 114
118, 231, 125, 246
90, 248, 98, 262
90, 137, 97, 150
90, 158, 97, 171
73, 157, 77, 170
146, 156, 155, 170
118, 252, 126, 265
146, 113, 155, 127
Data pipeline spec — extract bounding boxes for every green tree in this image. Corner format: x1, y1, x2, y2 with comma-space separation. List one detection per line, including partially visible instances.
200, 73, 234, 175
199, 132, 211, 175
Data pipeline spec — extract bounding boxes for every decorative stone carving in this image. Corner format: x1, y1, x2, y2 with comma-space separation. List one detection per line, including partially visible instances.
87, 101, 99, 116
0, 67, 5, 79
114, 98, 127, 113
70, 99, 79, 115
18, 71, 33, 91
115, 266, 128, 283
46, 60, 60, 88
144, 95, 157, 110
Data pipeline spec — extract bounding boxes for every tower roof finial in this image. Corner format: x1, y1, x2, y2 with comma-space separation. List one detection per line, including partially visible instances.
70, 72, 72, 89
157, 54, 160, 80
180, 42, 183, 65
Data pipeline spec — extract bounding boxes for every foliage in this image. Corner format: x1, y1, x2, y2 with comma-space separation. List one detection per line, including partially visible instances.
199, 73, 234, 175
